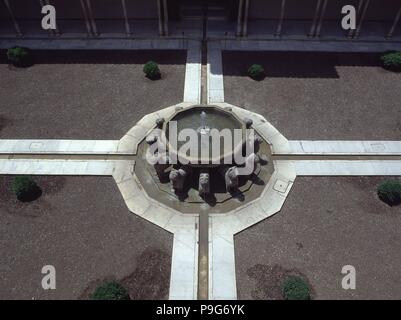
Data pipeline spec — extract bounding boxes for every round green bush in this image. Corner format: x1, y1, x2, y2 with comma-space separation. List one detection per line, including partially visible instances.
248, 64, 265, 80
143, 61, 161, 80
377, 180, 401, 206
11, 176, 42, 202
380, 51, 401, 72
7, 46, 32, 67
282, 276, 310, 300
90, 281, 130, 300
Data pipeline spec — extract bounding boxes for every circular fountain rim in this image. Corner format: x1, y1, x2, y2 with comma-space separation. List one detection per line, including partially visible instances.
162, 105, 248, 166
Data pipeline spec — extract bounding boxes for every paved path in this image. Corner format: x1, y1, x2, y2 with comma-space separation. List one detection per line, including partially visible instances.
288, 141, 401, 155
0, 139, 121, 154
290, 160, 401, 176
207, 41, 224, 103
183, 41, 202, 104
0, 159, 116, 175
278, 141, 401, 176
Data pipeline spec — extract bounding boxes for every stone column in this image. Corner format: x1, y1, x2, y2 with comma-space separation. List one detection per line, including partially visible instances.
3, 0, 22, 36
79, 0, 93, 36
386, 4, 401, 39
85, 0, 98, 36
162, 0, 169, 36
315, 0, 328, 37
236, 0, 244, 36
275, 0, 286, 37
308, 0, 321, 37
354, 0, 370, 39
121, 0, 131, 36
157, 0, 164, 36
243, 0, 250, 37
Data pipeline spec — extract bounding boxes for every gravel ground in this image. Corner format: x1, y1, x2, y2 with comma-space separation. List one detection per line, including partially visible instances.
223, 51, 401, 140
235, 176, 401, 300
0, 49, 186, 139
0, 176, 173, 300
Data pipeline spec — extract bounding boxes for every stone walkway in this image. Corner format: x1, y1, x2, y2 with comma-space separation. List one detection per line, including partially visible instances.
183, 41, 202, 104
207, 41, 224, 103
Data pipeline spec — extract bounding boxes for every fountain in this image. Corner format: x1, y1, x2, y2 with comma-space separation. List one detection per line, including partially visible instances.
134, 104, 274, 212
165, 106, 245, 166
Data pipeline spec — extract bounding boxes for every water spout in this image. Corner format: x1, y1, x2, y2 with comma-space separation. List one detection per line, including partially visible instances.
198, 110, 210, 135
200, 111, 207, 129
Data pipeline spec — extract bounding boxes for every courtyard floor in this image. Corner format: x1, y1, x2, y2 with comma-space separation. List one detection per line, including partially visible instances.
0, 49, 186, 139
1, 44, 401, 300
0, 176, 173, 300
223, 51, 401, 140
235, 176, 401, 300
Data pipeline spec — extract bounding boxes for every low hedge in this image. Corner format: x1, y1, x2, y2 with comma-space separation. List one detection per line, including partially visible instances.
380, 51, 401, 72
143, 61, 161, 80
282, 276, 310, 300
11, 176, 42, 202
377, 180, 401, 206
90, 281, 130, 300
7, 46, 33, 68
248, 64, 265, 80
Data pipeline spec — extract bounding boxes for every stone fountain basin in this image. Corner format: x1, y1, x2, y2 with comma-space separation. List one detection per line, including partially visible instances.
164, 105, 247, 166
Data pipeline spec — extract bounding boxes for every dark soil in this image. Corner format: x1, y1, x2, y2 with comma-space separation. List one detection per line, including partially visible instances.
0, 176, 173, 300
0, 49, 186, 139
235, 177, 401, 300
80, 248, 171, 300
223, 51, 401, 140
246, 264, 313, 300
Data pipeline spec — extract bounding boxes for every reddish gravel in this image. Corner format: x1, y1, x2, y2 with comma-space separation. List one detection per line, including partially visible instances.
235, 177, 401, 300
0, 176, 173, 300
223, 51, 401, 140
0, 49, 186, 139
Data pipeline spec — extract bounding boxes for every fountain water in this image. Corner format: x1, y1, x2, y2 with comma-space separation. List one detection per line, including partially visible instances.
198, 111, 210, 135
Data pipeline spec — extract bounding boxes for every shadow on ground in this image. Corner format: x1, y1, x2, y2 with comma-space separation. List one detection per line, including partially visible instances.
0, 49, 187, 65
223, 51, 381, 78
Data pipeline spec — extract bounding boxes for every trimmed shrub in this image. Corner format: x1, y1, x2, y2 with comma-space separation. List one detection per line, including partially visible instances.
11, 176, 42, 202
248, 64, 265, 80
282, 276, 310, 300
380, 51, 401, 72
7, 46, 33, 67
143, 61, 161, 80
377, 180, 401, 206
90, 281, 130, 300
